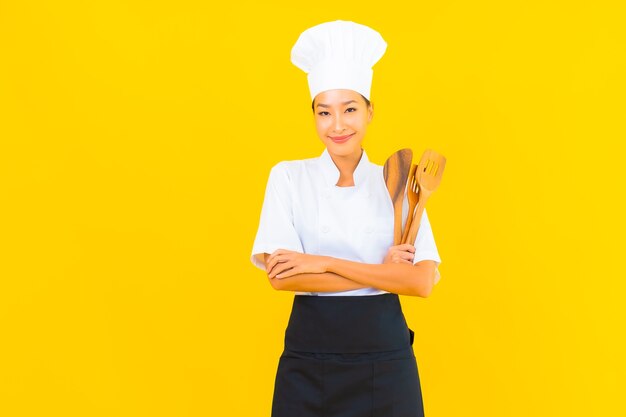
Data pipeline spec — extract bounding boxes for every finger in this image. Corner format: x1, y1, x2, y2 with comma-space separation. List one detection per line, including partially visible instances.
269, 261, 294, 279
267, 255, 288, 276
276, 266, 298, 279
273, 263, 295, 279
399, 252, 415, 261
266, 256, 280, 274
267, 259, 283, 277
267, 249, 284, 262
267, 261, 279, 277
392, 252, 414, 262
393, 259, 412, 264
389, 246, 414, 257
398, 244, 416, 253
268, 248, 290, 262
266, 253, 278, 270
267, 253, 293, 274
392, 253, 411, 263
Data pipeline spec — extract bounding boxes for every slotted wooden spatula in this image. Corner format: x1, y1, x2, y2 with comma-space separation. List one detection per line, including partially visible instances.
383, 149, 413, 245
403, 149, 446, 245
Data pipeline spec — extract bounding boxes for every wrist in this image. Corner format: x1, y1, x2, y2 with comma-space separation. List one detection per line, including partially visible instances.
323, 255, 335, 273
324, 256, 337, 273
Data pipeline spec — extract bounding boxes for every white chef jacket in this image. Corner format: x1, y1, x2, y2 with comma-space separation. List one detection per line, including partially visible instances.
251, 148, 442, 296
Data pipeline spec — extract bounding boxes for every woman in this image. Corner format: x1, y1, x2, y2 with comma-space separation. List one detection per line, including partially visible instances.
251, 20, 442, 417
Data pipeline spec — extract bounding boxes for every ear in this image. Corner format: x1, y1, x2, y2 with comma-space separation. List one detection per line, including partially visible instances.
367, 102, 374, 123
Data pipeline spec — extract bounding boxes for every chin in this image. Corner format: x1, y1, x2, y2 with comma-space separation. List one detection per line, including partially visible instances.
329, 147, 360, 159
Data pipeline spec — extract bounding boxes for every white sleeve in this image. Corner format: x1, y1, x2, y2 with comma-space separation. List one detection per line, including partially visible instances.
250, 162, 304, 271
411, 208, 443, 284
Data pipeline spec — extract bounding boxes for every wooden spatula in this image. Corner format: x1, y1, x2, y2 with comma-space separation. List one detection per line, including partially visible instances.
401, 163, 419, 244
404, 149, 446, 245
383, 149, 413, 245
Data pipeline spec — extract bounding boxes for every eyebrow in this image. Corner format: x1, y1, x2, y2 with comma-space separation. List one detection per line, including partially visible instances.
316, 100, 358, 108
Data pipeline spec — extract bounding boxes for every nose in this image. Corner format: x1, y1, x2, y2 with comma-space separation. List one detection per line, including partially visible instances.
333, 114, 346, 133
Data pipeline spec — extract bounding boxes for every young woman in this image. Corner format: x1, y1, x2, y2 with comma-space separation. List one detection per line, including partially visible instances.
251, 20, 442, 417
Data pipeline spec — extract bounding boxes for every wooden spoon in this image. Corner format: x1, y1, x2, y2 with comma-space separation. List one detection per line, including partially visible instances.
383, 149, 413, 245
405, 149, 446, 245
401, 163, 419, 244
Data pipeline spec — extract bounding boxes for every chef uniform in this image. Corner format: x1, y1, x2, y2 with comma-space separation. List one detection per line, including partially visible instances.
250, 20, 442, 417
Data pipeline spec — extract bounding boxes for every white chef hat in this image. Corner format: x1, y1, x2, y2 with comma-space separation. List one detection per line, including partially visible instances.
291, 20, 387, 101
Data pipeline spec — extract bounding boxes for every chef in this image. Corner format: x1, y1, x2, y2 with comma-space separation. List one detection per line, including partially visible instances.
251, 20, 442, 417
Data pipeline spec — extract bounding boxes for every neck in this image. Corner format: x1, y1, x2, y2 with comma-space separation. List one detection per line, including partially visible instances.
329, 148, 363, 187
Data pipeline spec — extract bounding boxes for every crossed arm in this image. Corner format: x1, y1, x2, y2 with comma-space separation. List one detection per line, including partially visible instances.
256, 244, 436, 298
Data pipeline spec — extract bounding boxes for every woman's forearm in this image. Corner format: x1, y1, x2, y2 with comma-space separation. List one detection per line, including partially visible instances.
269, 272, 369, 292
324, 258, 436, 297
261, 251, 436, 296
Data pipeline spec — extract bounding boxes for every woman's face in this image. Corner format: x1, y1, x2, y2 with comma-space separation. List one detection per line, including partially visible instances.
313, 89, 373, 159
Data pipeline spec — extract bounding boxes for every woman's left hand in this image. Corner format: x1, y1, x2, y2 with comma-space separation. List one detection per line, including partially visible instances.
266, 249, 330, 279
383, 244, 416, 265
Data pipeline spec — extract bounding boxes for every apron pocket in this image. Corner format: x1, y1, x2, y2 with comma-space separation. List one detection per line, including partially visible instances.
372, 352, 424, 417
272, 355, 323, 417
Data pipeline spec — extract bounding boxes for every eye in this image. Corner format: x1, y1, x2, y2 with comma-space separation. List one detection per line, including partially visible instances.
318, 111, 330, 116
345, 107, 357, 113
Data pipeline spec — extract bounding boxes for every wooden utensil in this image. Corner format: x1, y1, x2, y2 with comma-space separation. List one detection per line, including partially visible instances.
383, 149, 413, 245
401, 163, 419, 244
404, 149, 446, 245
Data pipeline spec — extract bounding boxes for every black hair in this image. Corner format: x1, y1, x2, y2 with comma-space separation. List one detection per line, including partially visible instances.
311, 94, 371, 112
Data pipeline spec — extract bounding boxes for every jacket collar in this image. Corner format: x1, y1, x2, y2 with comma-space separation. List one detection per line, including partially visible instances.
319, 147, 370, 188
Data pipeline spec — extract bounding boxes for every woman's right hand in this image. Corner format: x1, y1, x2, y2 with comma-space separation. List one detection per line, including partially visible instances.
383, 244, 415, 265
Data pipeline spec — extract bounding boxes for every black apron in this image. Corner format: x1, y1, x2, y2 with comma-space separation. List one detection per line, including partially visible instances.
272, 293, 425, 417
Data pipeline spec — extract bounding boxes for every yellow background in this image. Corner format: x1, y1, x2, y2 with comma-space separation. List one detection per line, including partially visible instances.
1, 1, 625, 416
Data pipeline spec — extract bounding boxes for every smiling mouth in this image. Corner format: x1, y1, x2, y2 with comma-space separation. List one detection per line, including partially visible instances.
329, 133, 355, 143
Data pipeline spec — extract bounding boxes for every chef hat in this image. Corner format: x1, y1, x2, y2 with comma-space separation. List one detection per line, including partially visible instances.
291, 20, 387, 101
